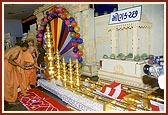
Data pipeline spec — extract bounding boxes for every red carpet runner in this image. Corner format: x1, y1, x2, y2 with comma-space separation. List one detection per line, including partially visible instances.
18, 88, 71, 111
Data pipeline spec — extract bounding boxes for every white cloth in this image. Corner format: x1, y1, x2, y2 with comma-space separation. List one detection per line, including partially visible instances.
158, 74, 164, 90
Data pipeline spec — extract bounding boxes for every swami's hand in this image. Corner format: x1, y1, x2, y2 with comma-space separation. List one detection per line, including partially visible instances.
38, 67, 45, 71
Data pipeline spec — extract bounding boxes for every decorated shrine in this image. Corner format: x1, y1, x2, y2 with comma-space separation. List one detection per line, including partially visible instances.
3, 3, 164, 112
30, 4, 165, 112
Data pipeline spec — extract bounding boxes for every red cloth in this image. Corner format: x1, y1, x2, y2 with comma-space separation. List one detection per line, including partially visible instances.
18, 88, 70, 111
150, 100, 164, 111
151, 104, 160, 111
100, 81, 126, 99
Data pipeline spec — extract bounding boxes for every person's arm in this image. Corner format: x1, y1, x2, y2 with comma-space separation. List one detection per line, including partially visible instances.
152, 65, 160, 79
35, 47, 39, 58
38, 45, 46, 54
34, 63, 44, 70
8, 51, 25, 69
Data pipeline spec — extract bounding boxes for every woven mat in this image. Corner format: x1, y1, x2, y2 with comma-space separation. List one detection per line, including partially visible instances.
18, 88, 71, 111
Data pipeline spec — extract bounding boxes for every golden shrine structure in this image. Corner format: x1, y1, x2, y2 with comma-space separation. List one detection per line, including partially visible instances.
37, 23, 164, 111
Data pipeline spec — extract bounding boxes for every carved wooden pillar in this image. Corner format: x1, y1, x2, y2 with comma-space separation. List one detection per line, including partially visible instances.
81, 8, 97, 76
132, 23, 139, 56
34, 4, 56, 28
74, 11, 83, 35
124, 28, 128, 55
146, 27, 151, 55
108, 26, 118, 56
35, 12, 44, 28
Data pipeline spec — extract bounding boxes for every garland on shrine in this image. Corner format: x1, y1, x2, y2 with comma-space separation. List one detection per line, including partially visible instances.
36, 6, 84, 63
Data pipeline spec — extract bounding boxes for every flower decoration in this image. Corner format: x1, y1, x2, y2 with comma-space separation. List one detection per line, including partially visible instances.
36, 6, 84, 63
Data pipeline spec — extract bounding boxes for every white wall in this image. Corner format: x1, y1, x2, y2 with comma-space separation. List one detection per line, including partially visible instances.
142, 4, 164, 56
94, 3, 165, 63
4, 19, 23, 45
118, 4, 165, 56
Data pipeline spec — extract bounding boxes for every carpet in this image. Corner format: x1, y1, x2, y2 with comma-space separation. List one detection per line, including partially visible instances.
18, 88, 71, 111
